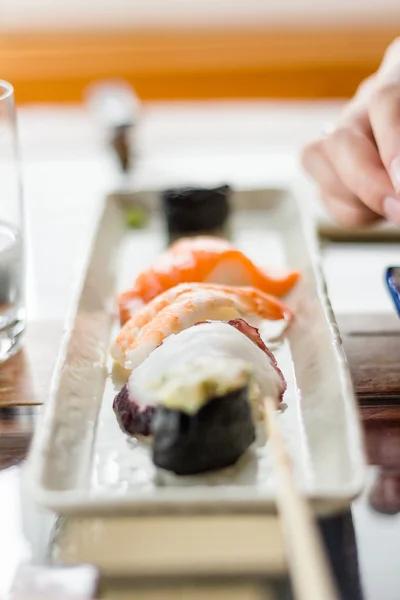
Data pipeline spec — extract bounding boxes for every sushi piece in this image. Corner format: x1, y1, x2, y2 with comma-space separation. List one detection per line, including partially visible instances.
112, 282, 292, 370
113, 318, 286, 437
118, 235, 299, 324
151, 358, 256, 475
161, 184, 231, 242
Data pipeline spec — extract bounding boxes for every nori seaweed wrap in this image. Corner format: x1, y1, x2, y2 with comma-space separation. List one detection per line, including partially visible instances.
152, 385, 255, 475
161, 184, 231, 240
150, 357, 256, 475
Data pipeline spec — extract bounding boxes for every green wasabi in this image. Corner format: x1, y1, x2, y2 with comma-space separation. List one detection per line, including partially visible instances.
125, 206, 148, 229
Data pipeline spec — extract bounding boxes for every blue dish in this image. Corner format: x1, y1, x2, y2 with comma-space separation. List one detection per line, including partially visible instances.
385, 267, 400, 317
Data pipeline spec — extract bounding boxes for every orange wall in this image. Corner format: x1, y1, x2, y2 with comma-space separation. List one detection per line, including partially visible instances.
1, 27, 398, 103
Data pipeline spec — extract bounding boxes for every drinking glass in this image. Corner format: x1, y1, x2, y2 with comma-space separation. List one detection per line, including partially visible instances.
0, 81, 25, 361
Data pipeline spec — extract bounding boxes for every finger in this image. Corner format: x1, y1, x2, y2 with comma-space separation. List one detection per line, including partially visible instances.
302, 139, 359, 201
325, 125, 400, 224
378, 36, 400, 76
321, 193, 382, 228
368, 65, 400, 193
342, 76, 376, 118
302, 138, 378, 209
302, 138, 379, 226
341, 106, 374, 141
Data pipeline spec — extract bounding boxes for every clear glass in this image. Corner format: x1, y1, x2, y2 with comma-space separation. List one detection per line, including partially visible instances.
0, 81, 25, 361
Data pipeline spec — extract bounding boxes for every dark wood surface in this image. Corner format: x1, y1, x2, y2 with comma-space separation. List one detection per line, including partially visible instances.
338, 313, 400, 403
0, 407, 36, 470
0, 320, 64, 406
1, 312, 399, 599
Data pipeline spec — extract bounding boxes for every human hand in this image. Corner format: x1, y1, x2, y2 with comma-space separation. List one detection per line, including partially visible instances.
302, 38, 400, 227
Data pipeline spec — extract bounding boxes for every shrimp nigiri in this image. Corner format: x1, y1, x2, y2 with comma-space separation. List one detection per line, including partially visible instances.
111, 282, 292, 370
118, 236, 299, 324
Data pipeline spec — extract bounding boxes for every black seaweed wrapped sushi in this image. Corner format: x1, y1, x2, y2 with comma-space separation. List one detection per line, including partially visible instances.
161, 184, 231, 241
150, 358, 256, 475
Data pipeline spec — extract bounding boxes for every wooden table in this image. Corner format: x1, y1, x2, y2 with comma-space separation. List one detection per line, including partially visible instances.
1, 102, 400, 600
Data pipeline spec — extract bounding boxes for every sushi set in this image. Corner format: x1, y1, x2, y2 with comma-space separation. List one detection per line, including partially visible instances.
29, 185, 366, 515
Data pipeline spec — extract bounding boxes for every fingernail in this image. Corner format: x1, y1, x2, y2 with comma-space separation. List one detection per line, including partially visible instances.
384, 196, 400, 225
390, 157, 400, 192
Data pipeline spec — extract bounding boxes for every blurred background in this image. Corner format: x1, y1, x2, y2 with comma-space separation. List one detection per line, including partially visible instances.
2, 0, 400, 104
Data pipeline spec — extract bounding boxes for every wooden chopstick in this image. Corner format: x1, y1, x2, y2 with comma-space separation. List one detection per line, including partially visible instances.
263, 397, 339, 600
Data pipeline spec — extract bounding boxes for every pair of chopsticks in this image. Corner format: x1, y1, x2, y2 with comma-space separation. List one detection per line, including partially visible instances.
263, 397, 339, 600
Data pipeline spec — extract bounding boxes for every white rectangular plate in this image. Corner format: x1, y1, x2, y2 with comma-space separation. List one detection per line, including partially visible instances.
28, 187, 366, 515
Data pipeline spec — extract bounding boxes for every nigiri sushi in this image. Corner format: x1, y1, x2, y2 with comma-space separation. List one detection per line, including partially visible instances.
113, 318, 286, 437
112, 282, 292, 370
118, 236, 299, 324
